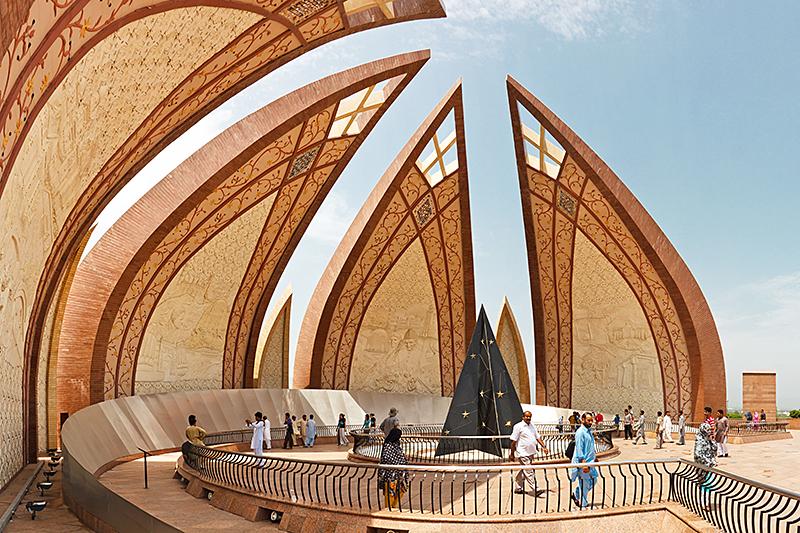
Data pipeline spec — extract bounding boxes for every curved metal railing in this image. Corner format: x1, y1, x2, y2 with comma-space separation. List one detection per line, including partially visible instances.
180, 442, 800, 529
350, 427, 616, 464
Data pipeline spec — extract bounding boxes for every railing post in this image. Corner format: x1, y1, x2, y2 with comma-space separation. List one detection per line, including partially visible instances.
136, 447, 152, 489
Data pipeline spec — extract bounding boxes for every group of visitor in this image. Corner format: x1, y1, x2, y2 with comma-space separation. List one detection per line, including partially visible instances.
244, 411, 318, 453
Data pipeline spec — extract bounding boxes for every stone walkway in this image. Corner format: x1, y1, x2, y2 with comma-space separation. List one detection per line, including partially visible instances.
1, 431, 797, 531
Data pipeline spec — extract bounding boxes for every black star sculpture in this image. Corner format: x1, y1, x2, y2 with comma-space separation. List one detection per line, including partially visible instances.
436, 305, 524, 458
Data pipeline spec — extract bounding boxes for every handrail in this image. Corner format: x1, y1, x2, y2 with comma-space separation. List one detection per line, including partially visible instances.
0, 460, 45, 530
180, 442, 800, 530
349, 427, 616, 464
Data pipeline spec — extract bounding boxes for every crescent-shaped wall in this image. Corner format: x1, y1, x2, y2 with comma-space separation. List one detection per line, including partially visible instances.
507, 76, 725, 422
57, 52, 429, 437
0, 0, 444, 472
295, 80, 475, 397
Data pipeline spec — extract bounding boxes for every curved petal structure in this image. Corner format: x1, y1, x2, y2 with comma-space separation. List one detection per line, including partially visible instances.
57, 52, 429, 425
295, 80, 475, 397
495, 296, 532, 404
0, 0, 443, 467
508, 76, 725, 421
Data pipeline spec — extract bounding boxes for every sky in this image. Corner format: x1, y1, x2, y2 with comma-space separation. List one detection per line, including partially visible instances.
85, 0, 800, 410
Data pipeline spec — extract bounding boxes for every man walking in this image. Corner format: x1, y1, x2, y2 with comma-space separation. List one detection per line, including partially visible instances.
633, 410, 647, 445
305, 414, 317, 447
283, 412, 294, 449
623, 409, 633, 440
677, 410, 686, 445
509, 410, 549, 496
663, 410, 674, 443
570, 412, 599, 508
715, 409, 730, 457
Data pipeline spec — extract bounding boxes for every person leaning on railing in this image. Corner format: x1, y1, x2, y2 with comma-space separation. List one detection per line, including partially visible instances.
185, 415, 206, 445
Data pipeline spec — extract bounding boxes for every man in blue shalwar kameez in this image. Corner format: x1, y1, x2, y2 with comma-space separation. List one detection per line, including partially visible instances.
570, 412, 599, 508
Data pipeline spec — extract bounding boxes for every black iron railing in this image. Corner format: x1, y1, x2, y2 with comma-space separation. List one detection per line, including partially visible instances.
203, 423, 369, 446
350, 427, 616, 464
181, 442, 800, 529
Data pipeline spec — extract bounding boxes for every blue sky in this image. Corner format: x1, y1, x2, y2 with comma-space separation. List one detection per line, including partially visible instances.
88, 1, 800, 410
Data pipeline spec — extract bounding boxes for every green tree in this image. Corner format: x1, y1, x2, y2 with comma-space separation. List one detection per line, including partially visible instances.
790, 409, 800, 419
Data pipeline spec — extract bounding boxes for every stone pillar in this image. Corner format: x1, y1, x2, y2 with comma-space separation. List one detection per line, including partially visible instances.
742, 370, 777, 423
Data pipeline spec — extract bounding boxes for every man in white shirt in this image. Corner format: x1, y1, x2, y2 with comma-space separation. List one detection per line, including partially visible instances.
246, 412, 266, 456
509, 410, 549, 496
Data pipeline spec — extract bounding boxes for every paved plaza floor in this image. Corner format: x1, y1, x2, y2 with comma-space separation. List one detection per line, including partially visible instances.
2, 430, 797, 531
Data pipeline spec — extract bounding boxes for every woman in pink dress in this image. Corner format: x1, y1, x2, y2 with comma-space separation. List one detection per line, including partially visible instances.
753, 410, 759, 431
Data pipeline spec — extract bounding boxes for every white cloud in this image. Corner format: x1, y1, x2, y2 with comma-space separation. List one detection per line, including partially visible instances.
714, 272, 800, 408
303, 191, 356, 246
444, 0, 646, 40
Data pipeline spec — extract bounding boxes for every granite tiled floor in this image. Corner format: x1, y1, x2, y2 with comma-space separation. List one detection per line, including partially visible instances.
2, 431, 797, 531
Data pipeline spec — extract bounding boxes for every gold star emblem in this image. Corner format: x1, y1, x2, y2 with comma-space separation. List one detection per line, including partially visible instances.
479, 390, 485, 397
481, 422, 486, 427
462, 411, 470, 419
444, 430, 450, 435
497, 391, 504, 398
470, 353, 477, 359
480, 339, 485, 345
489, 340, 494, 345
506, 421, 512, 427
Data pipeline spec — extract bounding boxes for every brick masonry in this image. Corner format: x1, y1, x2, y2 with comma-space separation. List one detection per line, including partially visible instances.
742, 371, 777, 423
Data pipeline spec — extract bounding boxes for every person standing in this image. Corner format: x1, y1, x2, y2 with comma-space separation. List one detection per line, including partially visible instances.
370, 413, 377, 430
663, 410, 674, 443
380, 408, 400, 436
634, 410, 647, 445
246, 412, 266, 456
623, 409, 633, 440
377, 427, 409, 508
509, 410, 549, 496
362, 413, 371, 429
282, 413, 294, 449
557, 415, 564, 433
570, 412, 599, 508
185, 415, 207, 445
305, 414, 317, 447
704, 406, 716, 432
715, 409, 729, 457
678, 410, 686, 445
292, 415, 302, 446
760, 409, 767, 425
693, 422, 717, 510
337, 413, 349, 446
299, 415, 308, 447
654, 411, 664, 449
753, 410, 759, 430
263, 412, 272, 450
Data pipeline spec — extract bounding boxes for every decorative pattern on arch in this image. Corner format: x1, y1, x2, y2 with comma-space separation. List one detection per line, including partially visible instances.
295, 80, 475, 397
508, 76, 725, 421
494, 296, 531, 404
100, 61, 424, 400
16, 0, 443, 461
253, 284, 292, 389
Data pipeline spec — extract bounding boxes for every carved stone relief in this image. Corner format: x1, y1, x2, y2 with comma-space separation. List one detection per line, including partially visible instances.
0, 7, 260, 484
497, 315, 523, 400
134, 194, 274, 395
571, 231, 663, 416
349, 239, 442, 396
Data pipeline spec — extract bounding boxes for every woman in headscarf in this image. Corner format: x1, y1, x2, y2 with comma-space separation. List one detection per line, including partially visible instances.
693, 422, 717, 510
377, 427, 409, 509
